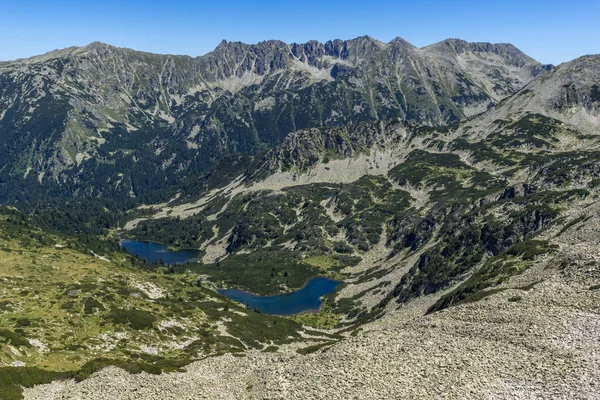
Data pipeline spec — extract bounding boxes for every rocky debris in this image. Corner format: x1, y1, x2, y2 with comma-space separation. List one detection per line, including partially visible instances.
138, 345, 158, 356
338, 229, 440, 310
255, 120, 408, 176
129, 281, 164, 300
202, 229, 232, 264
90, 251, 110, 263
26, 339, 48, 353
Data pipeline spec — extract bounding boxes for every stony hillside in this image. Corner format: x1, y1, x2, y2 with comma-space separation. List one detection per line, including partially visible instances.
124, 53, 600, 323
20, 52, 600, 396
0, 37, 548, 201
2, 44, 599, 399
24, 234, 600, 398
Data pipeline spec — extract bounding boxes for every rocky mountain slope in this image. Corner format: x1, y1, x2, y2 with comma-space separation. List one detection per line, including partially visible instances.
2, 44, 599, 399
20, 50, 600, 395
24, 239, 600, 398
0, 37, 548, 201
122, 52, 600, 341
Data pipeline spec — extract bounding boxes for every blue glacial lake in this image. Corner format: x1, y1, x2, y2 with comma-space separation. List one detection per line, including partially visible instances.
120, 240, 199, 264
218, 276, 341, 316
120, 241, 340, 315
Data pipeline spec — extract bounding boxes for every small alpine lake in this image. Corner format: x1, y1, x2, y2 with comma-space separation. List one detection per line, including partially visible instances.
217, 276, 341, 316
120, 240, 341, 315
120, 240, 200, 264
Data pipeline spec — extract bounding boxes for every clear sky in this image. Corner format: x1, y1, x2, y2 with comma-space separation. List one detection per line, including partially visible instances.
0, 0, 598, 64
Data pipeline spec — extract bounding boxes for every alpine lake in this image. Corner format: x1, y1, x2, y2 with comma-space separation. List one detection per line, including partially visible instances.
120, 240, 340, 315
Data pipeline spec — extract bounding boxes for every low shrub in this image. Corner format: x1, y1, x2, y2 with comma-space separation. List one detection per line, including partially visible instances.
105, 308, 156, 330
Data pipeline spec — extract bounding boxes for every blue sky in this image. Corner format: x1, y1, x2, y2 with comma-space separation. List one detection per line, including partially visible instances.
0, 0, 598, 64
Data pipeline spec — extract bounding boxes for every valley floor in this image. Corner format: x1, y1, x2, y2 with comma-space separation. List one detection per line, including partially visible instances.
24, 229, 600, 399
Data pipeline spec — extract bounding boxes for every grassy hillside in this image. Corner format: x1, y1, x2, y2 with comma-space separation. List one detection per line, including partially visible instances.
0, 206, 339, 399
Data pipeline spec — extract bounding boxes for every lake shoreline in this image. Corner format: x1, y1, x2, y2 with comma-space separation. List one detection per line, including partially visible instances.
119, 238, 202, 254
214, 274, 339, 298
120, 240, 200, 265
217, 276, 341, 316
120, 240, 341, 316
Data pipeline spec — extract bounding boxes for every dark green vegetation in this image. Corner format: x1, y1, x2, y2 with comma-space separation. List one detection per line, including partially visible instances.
127, 102, 599, 322
296, 341, 337, 355
0, 367, 72, 400
388, 149, 507, 206
489, 114, 562, 149
388, 183, 584, 313
0, 330, 31, 348
428, 240, 558, 312
130, 176, 411, 294
105, 308, 157, 330
130, 113, 596, 324
0, 357, 191, 400
246, 108, 598, 323
367, 185, 578, 319
592, 84, 600, 102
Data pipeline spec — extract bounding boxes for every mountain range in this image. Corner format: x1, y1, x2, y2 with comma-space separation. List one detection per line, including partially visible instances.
0, 37, 599, 399
0, 36, 550, 201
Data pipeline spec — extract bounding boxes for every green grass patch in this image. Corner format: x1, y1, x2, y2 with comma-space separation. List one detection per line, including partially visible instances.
0, 329, 31, 348
0, 367, 71, 400
290, 304, 339, 329
303, 255, 343, 270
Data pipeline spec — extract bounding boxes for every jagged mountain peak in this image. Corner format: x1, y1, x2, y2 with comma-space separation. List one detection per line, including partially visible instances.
215, 39, 229, 49
494, 54, 600, 121
338, 35, 388, 58
82, 41, 112, 49
388, 37, 416, 48
450, 53, 599, 141
421, 38, 540, 67
211, 38, 289, 52
209, 35, 390, 65
0, 34, 552, 201
348, 34, 386, 45
5, 36, 539, 71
